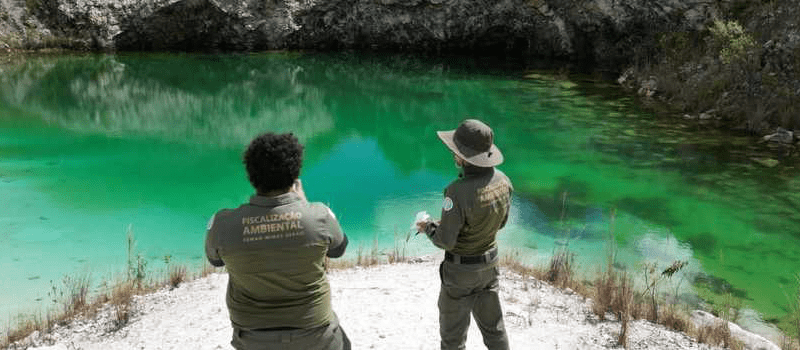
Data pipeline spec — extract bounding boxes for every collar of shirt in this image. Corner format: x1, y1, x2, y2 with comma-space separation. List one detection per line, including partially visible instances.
249, 191, 304, 207
459, 164, 494, 178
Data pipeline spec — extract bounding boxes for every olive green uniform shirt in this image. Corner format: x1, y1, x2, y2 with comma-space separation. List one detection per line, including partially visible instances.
428, 166, 513, 256
205, 192, 348, 330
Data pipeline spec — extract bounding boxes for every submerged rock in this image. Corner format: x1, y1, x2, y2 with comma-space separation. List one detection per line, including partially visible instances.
751, 157, 779, 168
762, 127, 794, 144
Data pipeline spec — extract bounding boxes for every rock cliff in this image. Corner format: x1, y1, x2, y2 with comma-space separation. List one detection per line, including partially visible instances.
0, 0, 718, 67
2, 0, 797, 133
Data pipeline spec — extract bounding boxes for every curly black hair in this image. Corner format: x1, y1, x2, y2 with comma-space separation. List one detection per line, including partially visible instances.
243, 132, 304, 194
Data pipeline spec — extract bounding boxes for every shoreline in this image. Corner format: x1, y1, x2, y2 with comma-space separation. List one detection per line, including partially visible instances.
3, 254, 785, 350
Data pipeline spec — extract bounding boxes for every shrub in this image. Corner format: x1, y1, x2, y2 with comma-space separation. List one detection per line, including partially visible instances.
709, 20, 757, 66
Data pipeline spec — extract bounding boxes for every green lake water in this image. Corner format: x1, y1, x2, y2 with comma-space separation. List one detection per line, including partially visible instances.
0, 52, 798, 335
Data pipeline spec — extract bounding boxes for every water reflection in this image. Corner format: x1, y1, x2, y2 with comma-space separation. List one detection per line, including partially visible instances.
0, 52, 798, 333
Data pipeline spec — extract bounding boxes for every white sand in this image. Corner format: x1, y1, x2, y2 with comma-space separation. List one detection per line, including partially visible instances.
19, 255, 725, 350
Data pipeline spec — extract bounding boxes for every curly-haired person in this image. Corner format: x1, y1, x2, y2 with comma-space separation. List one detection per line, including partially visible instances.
205, 132, 351, 350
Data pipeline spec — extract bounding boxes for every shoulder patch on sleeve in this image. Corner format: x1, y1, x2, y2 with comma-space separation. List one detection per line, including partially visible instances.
442, 197, 454, 211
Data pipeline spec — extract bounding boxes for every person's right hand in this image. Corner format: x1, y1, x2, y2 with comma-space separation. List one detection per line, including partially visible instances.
416, 221, 429, 233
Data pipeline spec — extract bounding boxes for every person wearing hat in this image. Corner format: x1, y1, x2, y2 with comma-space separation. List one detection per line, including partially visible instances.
205, 132, 351, 350
417, 119, 513, 350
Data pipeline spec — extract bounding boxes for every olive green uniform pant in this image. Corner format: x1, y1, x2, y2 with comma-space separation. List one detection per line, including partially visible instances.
231, 314, 350, 350
438, 261, 510, 350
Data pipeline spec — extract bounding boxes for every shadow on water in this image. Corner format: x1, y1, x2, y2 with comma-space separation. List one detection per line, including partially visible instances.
684, 233, 718, 255
614, 197, 680, 230
694, 274, 750, 300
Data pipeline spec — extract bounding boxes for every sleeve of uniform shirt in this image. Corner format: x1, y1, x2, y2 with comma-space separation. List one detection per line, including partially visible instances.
321, 205, 348, 258
428, 186, 464, 251
500, 178, 514, 229
204, 214, 225, 267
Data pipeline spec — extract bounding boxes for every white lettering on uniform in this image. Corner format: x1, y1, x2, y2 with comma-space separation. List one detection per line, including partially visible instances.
242, 219, 305, 242
242, 212, 303, 225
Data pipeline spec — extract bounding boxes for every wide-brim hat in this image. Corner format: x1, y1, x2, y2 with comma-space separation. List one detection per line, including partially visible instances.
437, 119, 504, 167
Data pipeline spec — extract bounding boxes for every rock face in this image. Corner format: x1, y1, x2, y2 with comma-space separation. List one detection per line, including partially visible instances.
0, 0, 718, 66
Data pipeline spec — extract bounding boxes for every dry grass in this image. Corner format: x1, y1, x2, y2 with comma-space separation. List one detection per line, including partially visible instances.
110, 281, 135, 330
356, 241, 382, 267
590, 258, 634, 347
661, 305, 693, 334
1, 236, 789, 349
325, 238, 416, 271
198, 261, 223, 278
500, 247, 586, 296
585, 258, 748, 350
781, 336, 800, 350
1, 259, 208, 348
49, 273, 92, 319
693, 319, 744, 350
386, 231, 412, 264
4, 314, 49, 345
546, 248, 576, 289
169, 265, 188, 289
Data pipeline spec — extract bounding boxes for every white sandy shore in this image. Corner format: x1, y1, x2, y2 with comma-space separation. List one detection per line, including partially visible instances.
13, 255, 757, 350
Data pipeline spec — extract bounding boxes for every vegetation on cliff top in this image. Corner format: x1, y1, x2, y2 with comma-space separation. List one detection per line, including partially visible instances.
623, 0, 799, 141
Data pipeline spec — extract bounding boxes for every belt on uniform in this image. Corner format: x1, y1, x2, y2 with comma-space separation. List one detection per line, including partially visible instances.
444, 247, 498, 264
251, 326, 301, 331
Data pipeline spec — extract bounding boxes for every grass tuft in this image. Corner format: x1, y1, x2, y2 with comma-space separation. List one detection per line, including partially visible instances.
5, 314, 48, 345
546, 248, 575, 289
661, 305, 693, 334
169, 265, 188, 289
693, 319, 744, 350
591, 236, 634, 347
110, 281, 135, 330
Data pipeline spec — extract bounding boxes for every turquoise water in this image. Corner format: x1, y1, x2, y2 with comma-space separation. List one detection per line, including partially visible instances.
0, 52, 798, 332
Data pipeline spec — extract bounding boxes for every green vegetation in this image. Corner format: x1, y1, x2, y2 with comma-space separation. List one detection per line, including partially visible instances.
24, 0, 41, 15
709, 20, 756, 66
126, 226, 148, 288
632, 2, 800, 133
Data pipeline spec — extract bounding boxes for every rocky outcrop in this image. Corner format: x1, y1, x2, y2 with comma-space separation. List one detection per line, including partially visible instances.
616, 1, 800, 134
1, 0, 718, 66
